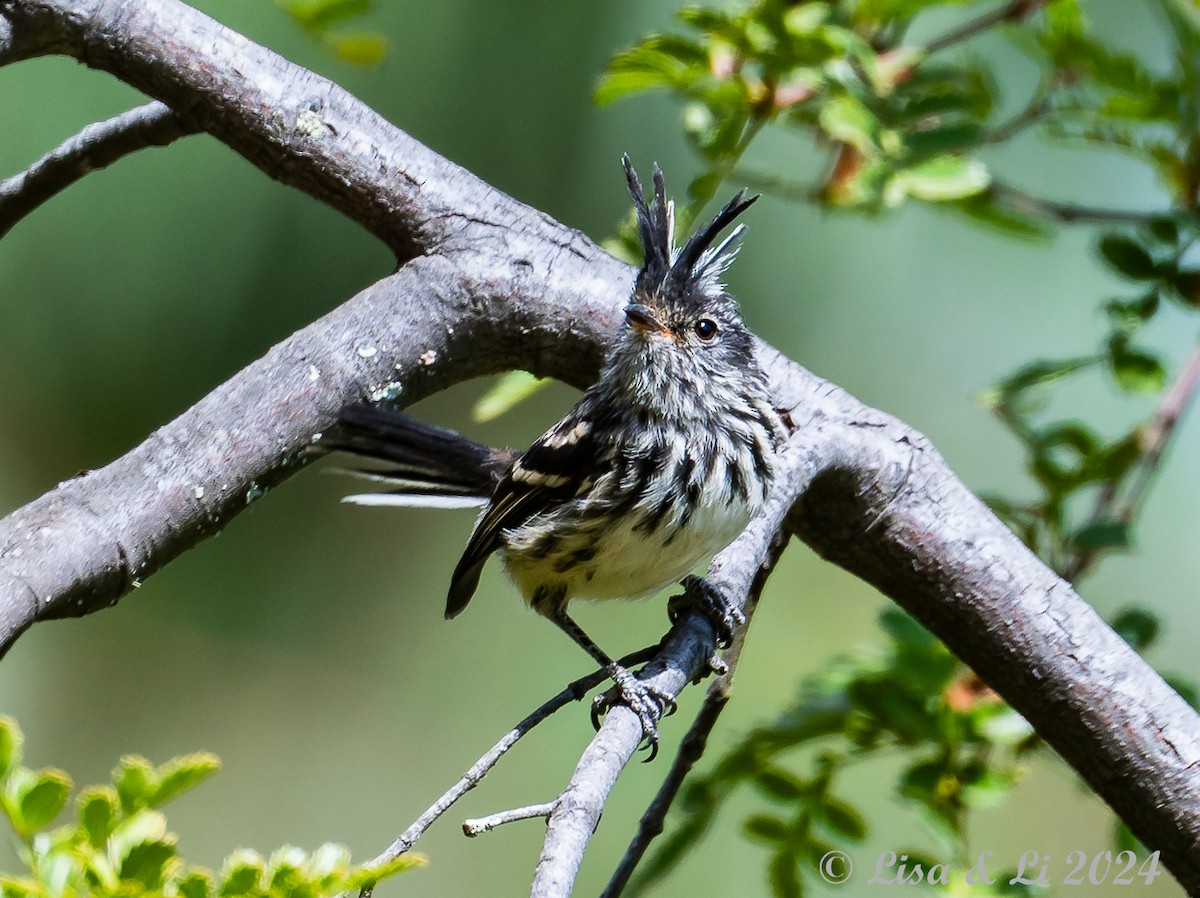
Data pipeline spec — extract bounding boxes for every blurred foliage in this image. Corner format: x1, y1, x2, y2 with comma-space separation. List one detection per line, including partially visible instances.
0, 717, 417, 898
472, 371, 553, 423
275, 0, 387, 66
632, 608, 1176, 896
599, 0, 1200, 894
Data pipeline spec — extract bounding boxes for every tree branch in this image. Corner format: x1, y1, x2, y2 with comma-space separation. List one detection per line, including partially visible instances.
463, 803, 556, 837
0, 101, 197, 237
988, 181, 1161, 225
600, 537, 782, 898
0, 0, 1198, 894
1063, 333, 1200, 581
923, 0, 1049, 55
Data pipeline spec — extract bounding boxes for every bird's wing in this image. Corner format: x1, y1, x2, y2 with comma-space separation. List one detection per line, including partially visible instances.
445, 408, 609, 618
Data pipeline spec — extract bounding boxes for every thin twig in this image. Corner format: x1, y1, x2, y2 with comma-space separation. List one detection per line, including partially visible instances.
729, 167, 813, 204
364, 646, 658, 870
600, 532, 788, 898
988, 182, 1162, 225
924, 0, 1049, 55
463, 802, 556, 837
0, 101, 197, 239
987, 90, 1056, 145
1063, 334, 1200, 581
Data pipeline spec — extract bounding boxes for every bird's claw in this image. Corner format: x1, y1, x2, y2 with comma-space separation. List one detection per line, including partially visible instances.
670, 575, 746, 649
589, 665, 676, 761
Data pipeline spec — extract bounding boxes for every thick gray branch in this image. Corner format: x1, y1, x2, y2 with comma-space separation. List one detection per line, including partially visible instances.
0, 0, 1198, 894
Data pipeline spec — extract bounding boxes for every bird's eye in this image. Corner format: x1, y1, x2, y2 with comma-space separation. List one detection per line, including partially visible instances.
693, 318, 719, 342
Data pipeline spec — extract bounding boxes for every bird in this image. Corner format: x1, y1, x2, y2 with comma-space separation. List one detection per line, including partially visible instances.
326, 157, 785, 747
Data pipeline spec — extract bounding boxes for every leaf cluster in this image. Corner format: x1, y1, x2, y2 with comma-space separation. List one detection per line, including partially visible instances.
981, 212, 1200, 575
0, 718, 417, 898
598, 0, 999, 222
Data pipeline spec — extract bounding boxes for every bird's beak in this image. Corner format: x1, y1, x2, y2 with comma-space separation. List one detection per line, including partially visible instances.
625, 303, 669, 335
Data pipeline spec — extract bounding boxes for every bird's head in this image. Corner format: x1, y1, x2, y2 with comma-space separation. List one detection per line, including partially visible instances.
604, 157, 760, 413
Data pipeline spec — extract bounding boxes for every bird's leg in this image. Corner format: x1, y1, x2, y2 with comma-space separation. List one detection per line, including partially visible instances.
668, 575, 746, 649
549, 609, 675, 757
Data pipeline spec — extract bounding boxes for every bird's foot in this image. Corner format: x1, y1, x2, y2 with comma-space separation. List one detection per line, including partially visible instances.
590, 664, 676, 761
669, 575, 746, 649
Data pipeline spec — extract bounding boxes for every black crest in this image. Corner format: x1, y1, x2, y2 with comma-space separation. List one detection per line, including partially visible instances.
622, 155, 758, 299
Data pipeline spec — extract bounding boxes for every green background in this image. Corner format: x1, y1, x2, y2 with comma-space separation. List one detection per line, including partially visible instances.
0, 0, 1195, 894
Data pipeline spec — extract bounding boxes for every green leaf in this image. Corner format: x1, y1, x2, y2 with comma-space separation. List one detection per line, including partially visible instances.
753, 769, 806, 802
1148, 215, 1179, 245
150, 753, 221, 808
344, 852, 425, 889
1098, 234, 1159, 279
276, 0, 370, 29
879, 609, 936, 650
1170, 271, 1200, 306
960, 767, 1014, 809
220, 850, 265, 897
783, 3, 830, 35
903, 122, 986, 160
303, 842, 350, 879
1071, 521, 1130, 551
79, 786, 118, 846
14, 770, 71, 835
768, 850, 802, 898
114, 756, 157, 814
0, 717, 21, 778
596, 37, 706, 106
119, 838, 177, 889
472, 371, 552, 422
899, 759, 944, 800
1164, 674, 1200, 710
1113, 820, 1145, 855
1105, 292, 1160, 333
886, 156, 990, 204
819, 94, 880, 154
177, 870, 214, 898
687, 171, 724, 212
1110, 607, 1160, 652
818, 798, 867, 841
953, 195, 1050, 239
744, 814, 790, 844
1108, 338, 1166, 392
324, 31, 387, 67
974, 704, 1035, 746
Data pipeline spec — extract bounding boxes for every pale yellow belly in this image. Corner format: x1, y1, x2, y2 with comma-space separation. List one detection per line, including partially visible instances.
503, 491, 753, 604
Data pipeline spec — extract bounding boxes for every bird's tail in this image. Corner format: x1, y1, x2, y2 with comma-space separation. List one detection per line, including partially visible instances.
319, 405, 510, 509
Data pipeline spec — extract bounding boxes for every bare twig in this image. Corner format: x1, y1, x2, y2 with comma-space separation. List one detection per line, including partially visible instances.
600, 534, 787, 898
924, 0, 1049, 55
365, 647, 657, 869
0, 101, 196, 238
463, 803, 556, 837
988, 182, 1162, 225
1063, 334, 1200, 581
987, 90, 1056, 145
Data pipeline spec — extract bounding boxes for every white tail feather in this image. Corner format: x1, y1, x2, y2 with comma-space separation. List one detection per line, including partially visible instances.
341, 493, 488, 510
